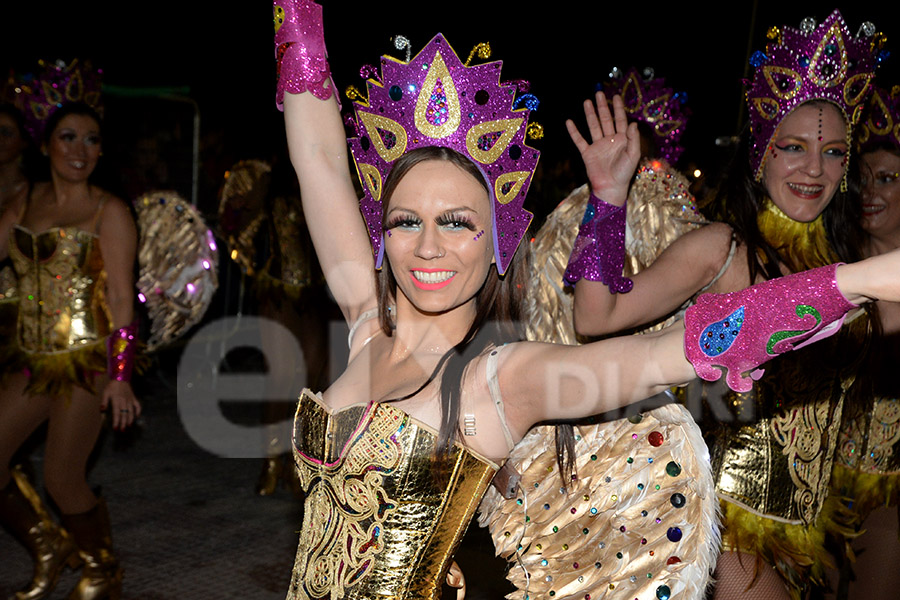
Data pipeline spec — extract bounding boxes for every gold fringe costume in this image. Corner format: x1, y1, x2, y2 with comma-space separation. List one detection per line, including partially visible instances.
707, 199, 871, 597
8, 220, 112, 397
287, 390, 498, 600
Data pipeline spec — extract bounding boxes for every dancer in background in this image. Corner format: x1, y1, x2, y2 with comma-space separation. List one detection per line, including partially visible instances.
0, 59, 140, 600
823, 83, 900, 598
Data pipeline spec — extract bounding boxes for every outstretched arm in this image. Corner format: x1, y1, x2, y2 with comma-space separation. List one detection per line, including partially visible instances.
500, 321, 691, 433
573, 222, 735, 336
277, 0, 376, 327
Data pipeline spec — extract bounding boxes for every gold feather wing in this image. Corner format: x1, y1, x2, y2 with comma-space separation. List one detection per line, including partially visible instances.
478, 160, 717, 600
135, 191, 219, 351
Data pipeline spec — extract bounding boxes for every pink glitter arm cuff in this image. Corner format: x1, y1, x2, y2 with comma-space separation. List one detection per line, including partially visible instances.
273, 0, 339, 111
107, 322, 139, 383
683, 263, 857, 392
563, 192, 633, 293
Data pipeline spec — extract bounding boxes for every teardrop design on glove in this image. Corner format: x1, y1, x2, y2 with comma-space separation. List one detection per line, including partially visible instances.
698, 306, 744, 357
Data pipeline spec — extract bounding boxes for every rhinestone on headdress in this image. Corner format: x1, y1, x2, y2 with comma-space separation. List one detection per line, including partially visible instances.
13, 59, 103, 143
600, 67, 689, 165
346, 34, 540, 275
857, 84, 900, 152
745, 10, 883, 180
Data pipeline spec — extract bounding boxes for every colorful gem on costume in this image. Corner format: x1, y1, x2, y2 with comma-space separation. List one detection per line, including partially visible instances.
697, 307, 744, 357
666, 527, 682, 542
12, 59, 104, 143
857, 84, 900, 152
347, 34, 540, 275
601, 67, 689, 165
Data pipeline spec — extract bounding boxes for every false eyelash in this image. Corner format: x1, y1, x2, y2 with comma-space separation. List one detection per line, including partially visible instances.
436, 212, 476, 230
384, 214, 421, 229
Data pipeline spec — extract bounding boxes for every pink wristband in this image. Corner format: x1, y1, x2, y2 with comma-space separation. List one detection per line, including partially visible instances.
684, 263, 857, 392
273, 0, 339, 110
107, 322, 139, 383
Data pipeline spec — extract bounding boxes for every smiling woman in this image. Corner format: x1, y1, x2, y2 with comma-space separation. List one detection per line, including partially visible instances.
0, 62, 141, 600
763, 101, 848, 223
273, 3, 900, 599
381, 150, 495, 319
562, 9, 886, 599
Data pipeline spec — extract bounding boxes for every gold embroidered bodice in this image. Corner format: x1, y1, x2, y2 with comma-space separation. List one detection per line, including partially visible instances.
287, 390, 498, 600
710, 315, 868, 524
9, 225, 111, 354
835, 336, 900, 475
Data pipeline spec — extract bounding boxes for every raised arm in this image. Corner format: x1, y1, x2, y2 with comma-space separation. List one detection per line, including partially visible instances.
564, 92, 735, 337
573, 222, 735, 335
276, 0, 376, 326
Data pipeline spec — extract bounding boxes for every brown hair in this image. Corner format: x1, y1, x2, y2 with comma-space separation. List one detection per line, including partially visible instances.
375, 146, 529, 470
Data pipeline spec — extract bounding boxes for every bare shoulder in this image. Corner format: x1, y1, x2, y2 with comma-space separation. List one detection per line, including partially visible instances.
677, 221, 733, 254
97, 193, 136, 228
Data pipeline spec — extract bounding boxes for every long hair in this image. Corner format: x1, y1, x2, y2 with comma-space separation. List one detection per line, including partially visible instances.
374, 146, 530, 471
707, 101, 876, 418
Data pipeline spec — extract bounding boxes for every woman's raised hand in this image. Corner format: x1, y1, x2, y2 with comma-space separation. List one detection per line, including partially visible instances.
566, 92, 641, 206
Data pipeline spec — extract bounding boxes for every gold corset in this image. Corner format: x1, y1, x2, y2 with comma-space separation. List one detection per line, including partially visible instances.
288, 391, 498, 600
10, 225, 111, 354
836, 397, 900, 474
836, 339, 900, 475
710, 316, 867, 525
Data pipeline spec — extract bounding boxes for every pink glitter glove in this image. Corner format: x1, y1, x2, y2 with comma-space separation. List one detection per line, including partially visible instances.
684, 263, 857, 392
273, 0, 338, 111
107, 322, 139, 383
563, 192, 633, 293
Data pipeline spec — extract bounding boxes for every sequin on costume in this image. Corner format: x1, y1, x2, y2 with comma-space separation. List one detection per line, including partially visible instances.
8, 223, 111, 396
287, 391, 498, 600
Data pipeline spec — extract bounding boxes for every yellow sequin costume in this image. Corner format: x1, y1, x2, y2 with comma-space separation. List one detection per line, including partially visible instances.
287, 390, 498, 600
8, 213, 112, 396
707, 199, 870, 596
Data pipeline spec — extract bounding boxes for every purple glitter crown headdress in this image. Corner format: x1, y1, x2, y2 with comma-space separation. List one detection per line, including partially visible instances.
14, 59, 103, 143
857, 84, 900, 152
346, 34, 541, 275
601, 67, 689, 165
746, 10, 885, 180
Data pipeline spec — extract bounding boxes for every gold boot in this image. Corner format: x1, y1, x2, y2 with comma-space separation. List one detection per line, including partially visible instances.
0, 475, 81, 600
61, 499, 123, 600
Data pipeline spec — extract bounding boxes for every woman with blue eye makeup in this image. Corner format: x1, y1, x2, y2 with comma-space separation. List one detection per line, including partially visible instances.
271, 3, 900, 600
0, 91, 140, 598
562, 11, 884, 599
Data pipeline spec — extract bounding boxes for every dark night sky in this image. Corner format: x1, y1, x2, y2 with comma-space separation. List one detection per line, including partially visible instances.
4, 1, 899, 216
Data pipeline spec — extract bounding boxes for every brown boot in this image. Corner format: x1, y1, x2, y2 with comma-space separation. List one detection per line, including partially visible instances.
60, 499, 123, 600
0, 475, 80, 600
